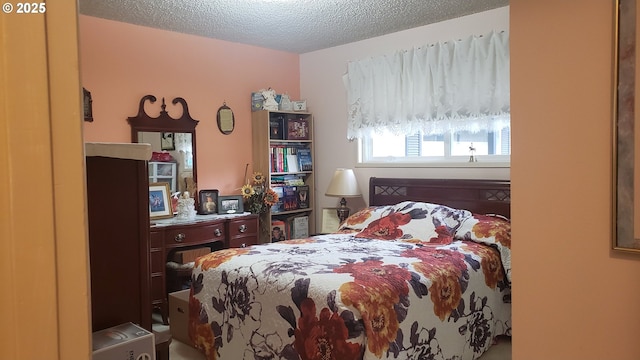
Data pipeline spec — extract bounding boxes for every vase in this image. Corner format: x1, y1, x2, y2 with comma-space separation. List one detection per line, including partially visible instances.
258, 212, 271, 244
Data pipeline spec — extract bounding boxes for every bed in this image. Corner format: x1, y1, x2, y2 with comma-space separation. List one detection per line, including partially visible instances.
188, 178, 511, 360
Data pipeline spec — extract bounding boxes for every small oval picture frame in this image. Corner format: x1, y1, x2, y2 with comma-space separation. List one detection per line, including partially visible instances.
217, 102, 235, 135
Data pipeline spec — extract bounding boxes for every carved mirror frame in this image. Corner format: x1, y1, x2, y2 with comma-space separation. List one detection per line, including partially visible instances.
127, 95, 199, 193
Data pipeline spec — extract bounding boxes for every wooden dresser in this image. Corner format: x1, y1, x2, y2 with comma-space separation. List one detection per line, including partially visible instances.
86, 143, 153, 332
150, 213, 259, 322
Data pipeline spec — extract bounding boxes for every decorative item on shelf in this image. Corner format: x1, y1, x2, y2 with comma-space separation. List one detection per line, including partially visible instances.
251, 92, 264, 112
216, 102, 235, 135
197, 189, 219, 215
240, 164, 279, 214
292, 100, 307, 112
279, 93, 293, 111
469, 143, 478, 162
260, 88, 279, 111
325, 168, 361, 223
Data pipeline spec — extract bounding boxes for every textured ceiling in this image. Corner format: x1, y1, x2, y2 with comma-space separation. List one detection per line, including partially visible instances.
78, 0, 508, 54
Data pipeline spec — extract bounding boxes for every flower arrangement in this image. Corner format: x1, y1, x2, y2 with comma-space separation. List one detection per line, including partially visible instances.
241, 168, 279, 214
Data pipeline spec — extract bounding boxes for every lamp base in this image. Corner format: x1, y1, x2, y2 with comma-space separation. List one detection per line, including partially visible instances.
336, 197, 351, 223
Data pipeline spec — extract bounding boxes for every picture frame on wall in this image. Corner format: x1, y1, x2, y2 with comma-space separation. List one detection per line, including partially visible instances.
198, 189, 219, 215
218, 195, 244, 214
83, 87, 93, 122
613, 0, 640, 252
161, 132, 175, 151
149, 182, 173, 219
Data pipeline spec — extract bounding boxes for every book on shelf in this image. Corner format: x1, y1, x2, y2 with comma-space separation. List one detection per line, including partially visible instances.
270, 186, 285, 212
297, 185, 309, 209
297, 148, 313, 171
270, 145, 312, 173
271, 220, 287, 242
283, 214, 309, 239
286, 117, 310, 140
271, 175, 304, 187
284, 175, 305, 185
283, 185, 299, 211
269, 116, 285, 140
286, 154, 299, 172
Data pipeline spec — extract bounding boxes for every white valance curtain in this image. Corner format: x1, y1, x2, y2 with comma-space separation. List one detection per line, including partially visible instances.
343, 30, 510, 139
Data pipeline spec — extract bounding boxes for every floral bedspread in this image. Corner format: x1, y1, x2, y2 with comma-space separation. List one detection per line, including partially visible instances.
189, 202, 512, 360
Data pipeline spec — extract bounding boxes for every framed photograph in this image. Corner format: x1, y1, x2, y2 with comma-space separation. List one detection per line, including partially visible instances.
218, 195, 244, 214
149, 182, 173, 219
321, 208, 341, 234
292, 100, 307, 112
161, 132, 175, 151
198, 189, 219, 215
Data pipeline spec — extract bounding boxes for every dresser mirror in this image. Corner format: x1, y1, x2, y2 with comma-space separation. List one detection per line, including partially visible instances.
128, 95, 199, 194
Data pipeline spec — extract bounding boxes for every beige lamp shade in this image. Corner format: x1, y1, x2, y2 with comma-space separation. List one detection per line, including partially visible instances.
325, 168, 361, 197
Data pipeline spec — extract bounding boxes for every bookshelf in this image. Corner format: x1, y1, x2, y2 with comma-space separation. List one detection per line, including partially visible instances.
252, 110, 315, 243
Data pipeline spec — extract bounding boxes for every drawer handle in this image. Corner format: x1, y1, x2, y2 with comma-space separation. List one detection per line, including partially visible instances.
214, 228, 222, 237
239, 224, 247, 233
174, 233, 185, 242
241, 243, 246, 248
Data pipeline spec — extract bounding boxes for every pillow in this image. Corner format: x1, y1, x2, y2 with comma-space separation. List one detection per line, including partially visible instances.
454, 214, 511, 248
337, 205, 392, 233
455, 214, 511, 282
352, 201, 472, 244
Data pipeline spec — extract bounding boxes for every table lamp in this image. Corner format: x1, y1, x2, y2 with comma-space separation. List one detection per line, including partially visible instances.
325, 168, 361, 223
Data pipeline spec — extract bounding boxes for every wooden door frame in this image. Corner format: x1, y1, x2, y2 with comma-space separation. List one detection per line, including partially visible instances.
0, 1, 91, 359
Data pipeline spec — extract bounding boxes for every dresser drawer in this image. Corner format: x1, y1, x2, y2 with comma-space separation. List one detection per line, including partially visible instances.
227, 216, 258, 238
164, 223, 225, 248
229, 237, 257, 248
151, 273, 165, 302
150, 247, 164, 273
150, 230, 163, 249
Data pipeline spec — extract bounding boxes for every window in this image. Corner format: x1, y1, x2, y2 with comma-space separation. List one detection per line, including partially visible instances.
344, 31, 510, 166
360, 126, 510, 164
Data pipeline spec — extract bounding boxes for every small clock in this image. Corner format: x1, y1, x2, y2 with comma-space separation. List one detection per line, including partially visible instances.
292, 100, 307, 112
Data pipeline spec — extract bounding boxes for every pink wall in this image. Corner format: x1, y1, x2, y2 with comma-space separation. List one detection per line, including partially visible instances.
511, 0, 640, 358
79, 16, 300, 194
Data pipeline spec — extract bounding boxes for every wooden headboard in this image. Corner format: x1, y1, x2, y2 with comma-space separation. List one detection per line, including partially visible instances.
369, 178, 511, 218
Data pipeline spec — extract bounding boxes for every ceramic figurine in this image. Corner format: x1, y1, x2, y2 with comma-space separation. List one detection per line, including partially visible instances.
279, 93, 293, 111
261, 88, 279, 111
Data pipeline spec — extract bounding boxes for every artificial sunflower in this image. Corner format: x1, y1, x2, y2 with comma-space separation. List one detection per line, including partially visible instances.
241, 184, 255, 198
241, 167, 279, 214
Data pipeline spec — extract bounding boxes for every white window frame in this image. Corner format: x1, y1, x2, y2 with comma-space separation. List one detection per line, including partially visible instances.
358, 129, 511, 168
